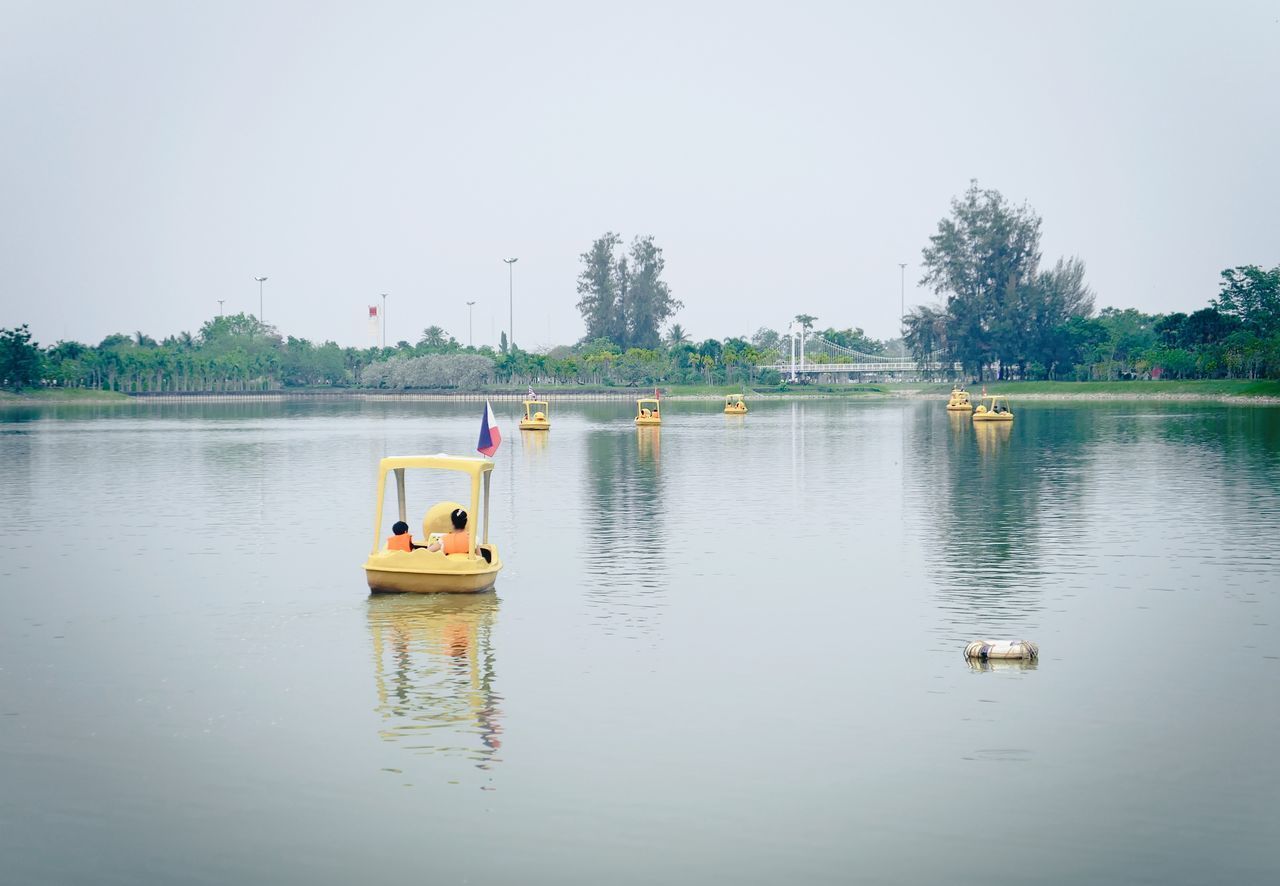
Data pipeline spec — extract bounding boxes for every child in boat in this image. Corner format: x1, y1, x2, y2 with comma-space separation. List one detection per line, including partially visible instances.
427, 508, 478, 555
387, 520, 423, 552
426, 509, 493, 562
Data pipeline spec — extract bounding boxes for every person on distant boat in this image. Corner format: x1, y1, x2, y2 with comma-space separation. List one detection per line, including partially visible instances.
387, 520, 425, 552
428, 508, 474, 555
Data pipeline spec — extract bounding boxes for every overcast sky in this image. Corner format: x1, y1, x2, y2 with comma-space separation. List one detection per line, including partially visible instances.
2, 0, 1277, 350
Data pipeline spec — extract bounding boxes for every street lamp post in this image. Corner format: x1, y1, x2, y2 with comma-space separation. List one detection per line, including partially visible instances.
254, 276, 268, 323
898, 263, 907, 333
217, 299, 225, 317
381, 293, 388, 349
503, 257, 518, 350
466, 301, 476, 347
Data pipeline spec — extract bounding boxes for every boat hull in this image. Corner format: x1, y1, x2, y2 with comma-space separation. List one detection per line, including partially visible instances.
724, 406, 747, 414
635, 417, 662, 426
972, 412, 1014, 422
946, 404, 972, 412
518, 420, 550, 430
363, 548, 502, 594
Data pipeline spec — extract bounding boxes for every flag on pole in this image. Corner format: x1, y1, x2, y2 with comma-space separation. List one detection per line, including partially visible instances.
477, 400, 502, 457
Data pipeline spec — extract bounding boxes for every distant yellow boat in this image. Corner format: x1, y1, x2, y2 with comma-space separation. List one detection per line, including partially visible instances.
724, 393, 747, 414
946, 386, 973, 411
518, 399, 550, 431
635, 397, 662, 426
362, 454, 502, 594
972, 394, 1014, 422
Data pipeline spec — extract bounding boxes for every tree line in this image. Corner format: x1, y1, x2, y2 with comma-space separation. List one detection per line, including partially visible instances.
8, 212, 1273, 393
2, 313, 836, 393
2, 228, 875, 393
904, 181, 1280, 380
0, 314, 490, 393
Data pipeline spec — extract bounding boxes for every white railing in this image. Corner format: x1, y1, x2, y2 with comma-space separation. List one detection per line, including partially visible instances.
763, 327, 959, 376
759, 360, 958, 374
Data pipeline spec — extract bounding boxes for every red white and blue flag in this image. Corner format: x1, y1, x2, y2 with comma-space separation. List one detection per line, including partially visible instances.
477, 400, 502, 457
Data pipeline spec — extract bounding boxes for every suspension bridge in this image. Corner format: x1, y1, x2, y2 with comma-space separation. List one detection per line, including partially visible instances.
757, 330, 958, 377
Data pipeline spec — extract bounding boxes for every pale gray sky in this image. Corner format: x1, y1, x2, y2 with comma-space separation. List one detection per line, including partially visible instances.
2, 0, 1278, 350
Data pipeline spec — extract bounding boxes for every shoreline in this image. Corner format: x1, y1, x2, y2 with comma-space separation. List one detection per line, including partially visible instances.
4, 388, 1280, 406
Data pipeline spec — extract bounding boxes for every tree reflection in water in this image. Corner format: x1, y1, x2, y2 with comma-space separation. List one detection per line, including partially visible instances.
579, 425, 667, 638
366, 593, 503, 769
908, 404, 1095, 641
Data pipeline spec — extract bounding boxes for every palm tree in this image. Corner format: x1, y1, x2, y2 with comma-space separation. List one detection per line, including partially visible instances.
666, 323, 689, 346
903, 305, 949, 378
419, 326, 450, 349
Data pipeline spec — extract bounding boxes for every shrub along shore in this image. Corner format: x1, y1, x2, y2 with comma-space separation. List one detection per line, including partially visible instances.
4, 379, 1279, 406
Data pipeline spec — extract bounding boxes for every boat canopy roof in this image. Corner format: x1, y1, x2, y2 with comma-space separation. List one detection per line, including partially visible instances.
377, 454, 494, 479
637, 397, 659, 407
523, 399, 548, 408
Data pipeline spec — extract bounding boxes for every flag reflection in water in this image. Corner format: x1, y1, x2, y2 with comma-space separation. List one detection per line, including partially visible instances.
367, 594, 503, 768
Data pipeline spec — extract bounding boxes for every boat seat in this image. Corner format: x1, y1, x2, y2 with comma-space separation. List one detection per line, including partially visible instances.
422, 500, 466, 540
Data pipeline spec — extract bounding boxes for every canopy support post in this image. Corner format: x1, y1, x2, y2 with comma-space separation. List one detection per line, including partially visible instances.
468, 472, 481, 560
482, 471, 492, 545
395, 468, 406, 523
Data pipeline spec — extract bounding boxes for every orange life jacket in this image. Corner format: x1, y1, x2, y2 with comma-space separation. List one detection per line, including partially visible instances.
442, 531, 470, 555
387, 533, 413, 552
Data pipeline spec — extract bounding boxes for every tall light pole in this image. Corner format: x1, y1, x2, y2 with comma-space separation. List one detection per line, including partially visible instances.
381, 293, 388, 349
898, 263, 907, 334
254, 276, 268, 323
466, 300, 476, 347
503, 257, 518, 351
217, 299, 225, 317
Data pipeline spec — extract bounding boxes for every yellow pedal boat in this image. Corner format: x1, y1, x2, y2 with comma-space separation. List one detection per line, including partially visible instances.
972, 394, 1014, 422
945, 386, 973, 411
635, 397, 662, 426
518, 399, 550, 431
724, 394, 748, 414
362, 454, 502, 594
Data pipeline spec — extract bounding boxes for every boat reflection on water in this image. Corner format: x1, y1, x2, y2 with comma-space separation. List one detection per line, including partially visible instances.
636, 425, 660, 467
973, 420, 1013, 457
367, 594, 503, 768
966, 657, 1039, 674
520, 427, 548, 457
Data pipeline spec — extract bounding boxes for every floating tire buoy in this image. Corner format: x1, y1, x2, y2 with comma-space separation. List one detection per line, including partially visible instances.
964, 639, 1038, 661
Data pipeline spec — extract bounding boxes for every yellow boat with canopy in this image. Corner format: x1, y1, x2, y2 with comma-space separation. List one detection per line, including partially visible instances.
946, 386, 973, 411
519, 399, 550, 431
362, 454, 502, 594
635, 397, 661, 426
972, 394, 1014, 422
724, 393, 748, 414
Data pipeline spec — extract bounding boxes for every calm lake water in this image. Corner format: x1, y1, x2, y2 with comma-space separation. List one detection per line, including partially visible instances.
2, 398, 1278, 885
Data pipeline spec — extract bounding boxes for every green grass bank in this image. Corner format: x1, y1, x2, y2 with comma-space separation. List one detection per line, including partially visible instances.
884, 379, 1280, 400
0, 388, 131, 404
